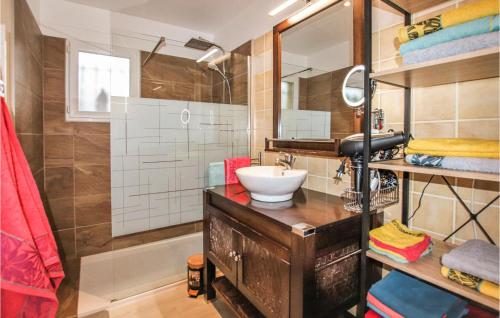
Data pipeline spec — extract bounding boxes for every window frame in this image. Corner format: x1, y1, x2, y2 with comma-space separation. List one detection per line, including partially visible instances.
65, 40, 140, 122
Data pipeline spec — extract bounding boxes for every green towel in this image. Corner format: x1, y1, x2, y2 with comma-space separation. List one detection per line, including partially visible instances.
208, 162, 225, 187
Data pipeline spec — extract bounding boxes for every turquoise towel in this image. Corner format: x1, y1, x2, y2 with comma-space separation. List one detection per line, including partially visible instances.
208, 162, 225, 187
400, 15, 499, 55
403, 31, 499, 64
369, 271, 469, 318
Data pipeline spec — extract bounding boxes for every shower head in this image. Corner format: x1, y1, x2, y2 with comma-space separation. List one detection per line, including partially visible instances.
185, 37, 214, 51
143, 36, 166, 66
185, 37, 225, 53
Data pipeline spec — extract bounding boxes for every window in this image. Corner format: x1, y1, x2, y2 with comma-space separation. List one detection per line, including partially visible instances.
78, 52, 130, 113
281, 81, 294, 110
67, 40, 140, 122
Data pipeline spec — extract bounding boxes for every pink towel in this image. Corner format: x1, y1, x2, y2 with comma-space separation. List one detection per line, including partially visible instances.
1, 97, 64, 318
224, 157, 250, 185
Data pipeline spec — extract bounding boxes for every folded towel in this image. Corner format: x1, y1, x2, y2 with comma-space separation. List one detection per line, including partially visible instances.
370, 235, 432, 262
442, 239, 500, 284
365, 309, 383, 318
405, 154, 500, 174
398, 0, 500, 43
368, 293, 402, 318
441, 266, 499, 299
369, 271, 469, 318
403, 31, 499, 65
400, 15, 499, 55
369, 241, 432, 263
208, 162, 225, 187
224, 157, 251, 185
369, 220, 427, 249
405, 138, 500, 159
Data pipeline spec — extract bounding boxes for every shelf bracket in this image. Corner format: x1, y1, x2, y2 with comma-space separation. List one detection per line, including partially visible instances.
441, 176, 499, 245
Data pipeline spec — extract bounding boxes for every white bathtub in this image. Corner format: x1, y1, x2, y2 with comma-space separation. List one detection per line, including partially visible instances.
78, 232, 203, 316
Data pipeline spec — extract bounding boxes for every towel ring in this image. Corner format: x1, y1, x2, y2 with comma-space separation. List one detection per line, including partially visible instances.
181, 108, 191, 125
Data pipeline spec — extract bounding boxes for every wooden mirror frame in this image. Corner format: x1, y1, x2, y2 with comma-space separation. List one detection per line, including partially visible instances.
268, 0, 365, 157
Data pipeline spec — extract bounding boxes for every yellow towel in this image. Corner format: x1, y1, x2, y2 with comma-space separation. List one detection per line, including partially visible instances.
405, 138, 500, 159
398, 0, 500, 43
369, 220, 427, 249
441, 266, 499, 299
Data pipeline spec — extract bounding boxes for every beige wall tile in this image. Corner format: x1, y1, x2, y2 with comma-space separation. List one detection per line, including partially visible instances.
372, 32, 380, 62
379, 57, 402, 71
412, 174, 455, 199
380, 90, 404, 123
413, 122, 455, 139
308, 157, 327, 177
456, 179, 500, 204
254, 73, 265, 92
265, 31, 273, 52
458, 77, 499, 119
294, 155, 308, 170
253, 35, 265, 56
307, 175, 327, 193
379, 24, 402, 60
458, 120, 499, 139
414, 84, 456, 121
412, 194, 454, 235
455, 203, 499, 245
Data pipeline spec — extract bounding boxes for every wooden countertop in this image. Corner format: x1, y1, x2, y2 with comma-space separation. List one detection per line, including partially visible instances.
206, 184, 360, 232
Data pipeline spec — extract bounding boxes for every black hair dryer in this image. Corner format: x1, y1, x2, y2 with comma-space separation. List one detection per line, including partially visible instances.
338, 131, 407, 193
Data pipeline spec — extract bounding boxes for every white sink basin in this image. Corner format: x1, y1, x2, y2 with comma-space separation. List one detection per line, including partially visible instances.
236, 166, 307, 202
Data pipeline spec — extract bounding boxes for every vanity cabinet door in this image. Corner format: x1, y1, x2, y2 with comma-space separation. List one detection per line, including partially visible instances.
207, 213, 238, 285
236, 228, 290, 318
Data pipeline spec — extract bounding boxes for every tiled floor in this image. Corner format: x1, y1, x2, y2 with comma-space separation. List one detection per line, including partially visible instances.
82, 282, 236, 318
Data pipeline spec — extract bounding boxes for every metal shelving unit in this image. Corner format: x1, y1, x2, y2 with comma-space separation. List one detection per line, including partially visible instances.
358, 0, 500, 316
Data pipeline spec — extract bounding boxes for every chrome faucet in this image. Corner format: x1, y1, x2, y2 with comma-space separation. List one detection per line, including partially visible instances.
275, 152, 296, 170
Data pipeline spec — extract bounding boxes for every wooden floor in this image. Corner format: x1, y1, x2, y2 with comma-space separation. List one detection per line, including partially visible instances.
82, 282, 236, 318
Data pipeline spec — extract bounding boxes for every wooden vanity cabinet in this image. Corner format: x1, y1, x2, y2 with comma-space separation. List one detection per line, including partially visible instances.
204, 185, 381, 318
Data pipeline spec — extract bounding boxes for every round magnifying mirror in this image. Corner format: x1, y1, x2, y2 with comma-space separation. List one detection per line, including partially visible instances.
342, 65, 375, 109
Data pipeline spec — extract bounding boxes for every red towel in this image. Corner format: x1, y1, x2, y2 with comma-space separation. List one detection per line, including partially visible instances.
365, 309, 383, 318
367, 292, 404, 318
224, 157, 250, 185
370, 235, 431, 262
1, 97, 64, 317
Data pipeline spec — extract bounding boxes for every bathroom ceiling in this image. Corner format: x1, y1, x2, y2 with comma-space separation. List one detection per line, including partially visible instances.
64, 0, 300, 34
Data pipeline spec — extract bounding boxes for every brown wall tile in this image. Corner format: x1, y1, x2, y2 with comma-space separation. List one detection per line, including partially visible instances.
43, 36, 66, 70
74, 165, 110, 196
76, 223, 112, 257
43, 69, 65, 102
45, 197, 75, 231
44, 102, 74, 135
45, 135, 74, 167
73, 122, 110, 135
53, 229, 76, 260
46, 167, 74, 199
14, 83, 43, 134
74, 134, 110, 165
17, 133, 44, 173
75, 193, 111, 227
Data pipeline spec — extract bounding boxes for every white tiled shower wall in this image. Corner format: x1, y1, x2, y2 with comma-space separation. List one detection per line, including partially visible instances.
281, 109, 331, 139
110, 97, 249, 236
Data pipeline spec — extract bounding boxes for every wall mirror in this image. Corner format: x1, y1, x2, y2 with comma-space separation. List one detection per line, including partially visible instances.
269, 0, 363, 157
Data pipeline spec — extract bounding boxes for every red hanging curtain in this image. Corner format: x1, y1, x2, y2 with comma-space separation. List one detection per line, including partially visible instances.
1, 96, 64, 317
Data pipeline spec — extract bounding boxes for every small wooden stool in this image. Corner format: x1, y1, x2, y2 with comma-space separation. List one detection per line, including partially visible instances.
187, 254, 204, 297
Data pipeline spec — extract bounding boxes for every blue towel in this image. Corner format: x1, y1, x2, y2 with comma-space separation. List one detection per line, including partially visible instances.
403, 31, 499, 64
400, 15, 499, 55
208, 162, 225, 187
369, 271, 469, 318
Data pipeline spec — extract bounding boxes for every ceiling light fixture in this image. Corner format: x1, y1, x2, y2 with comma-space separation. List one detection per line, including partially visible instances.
288, 0, 338, 23
196, 48, 218, 63
268, 0, 299, 16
